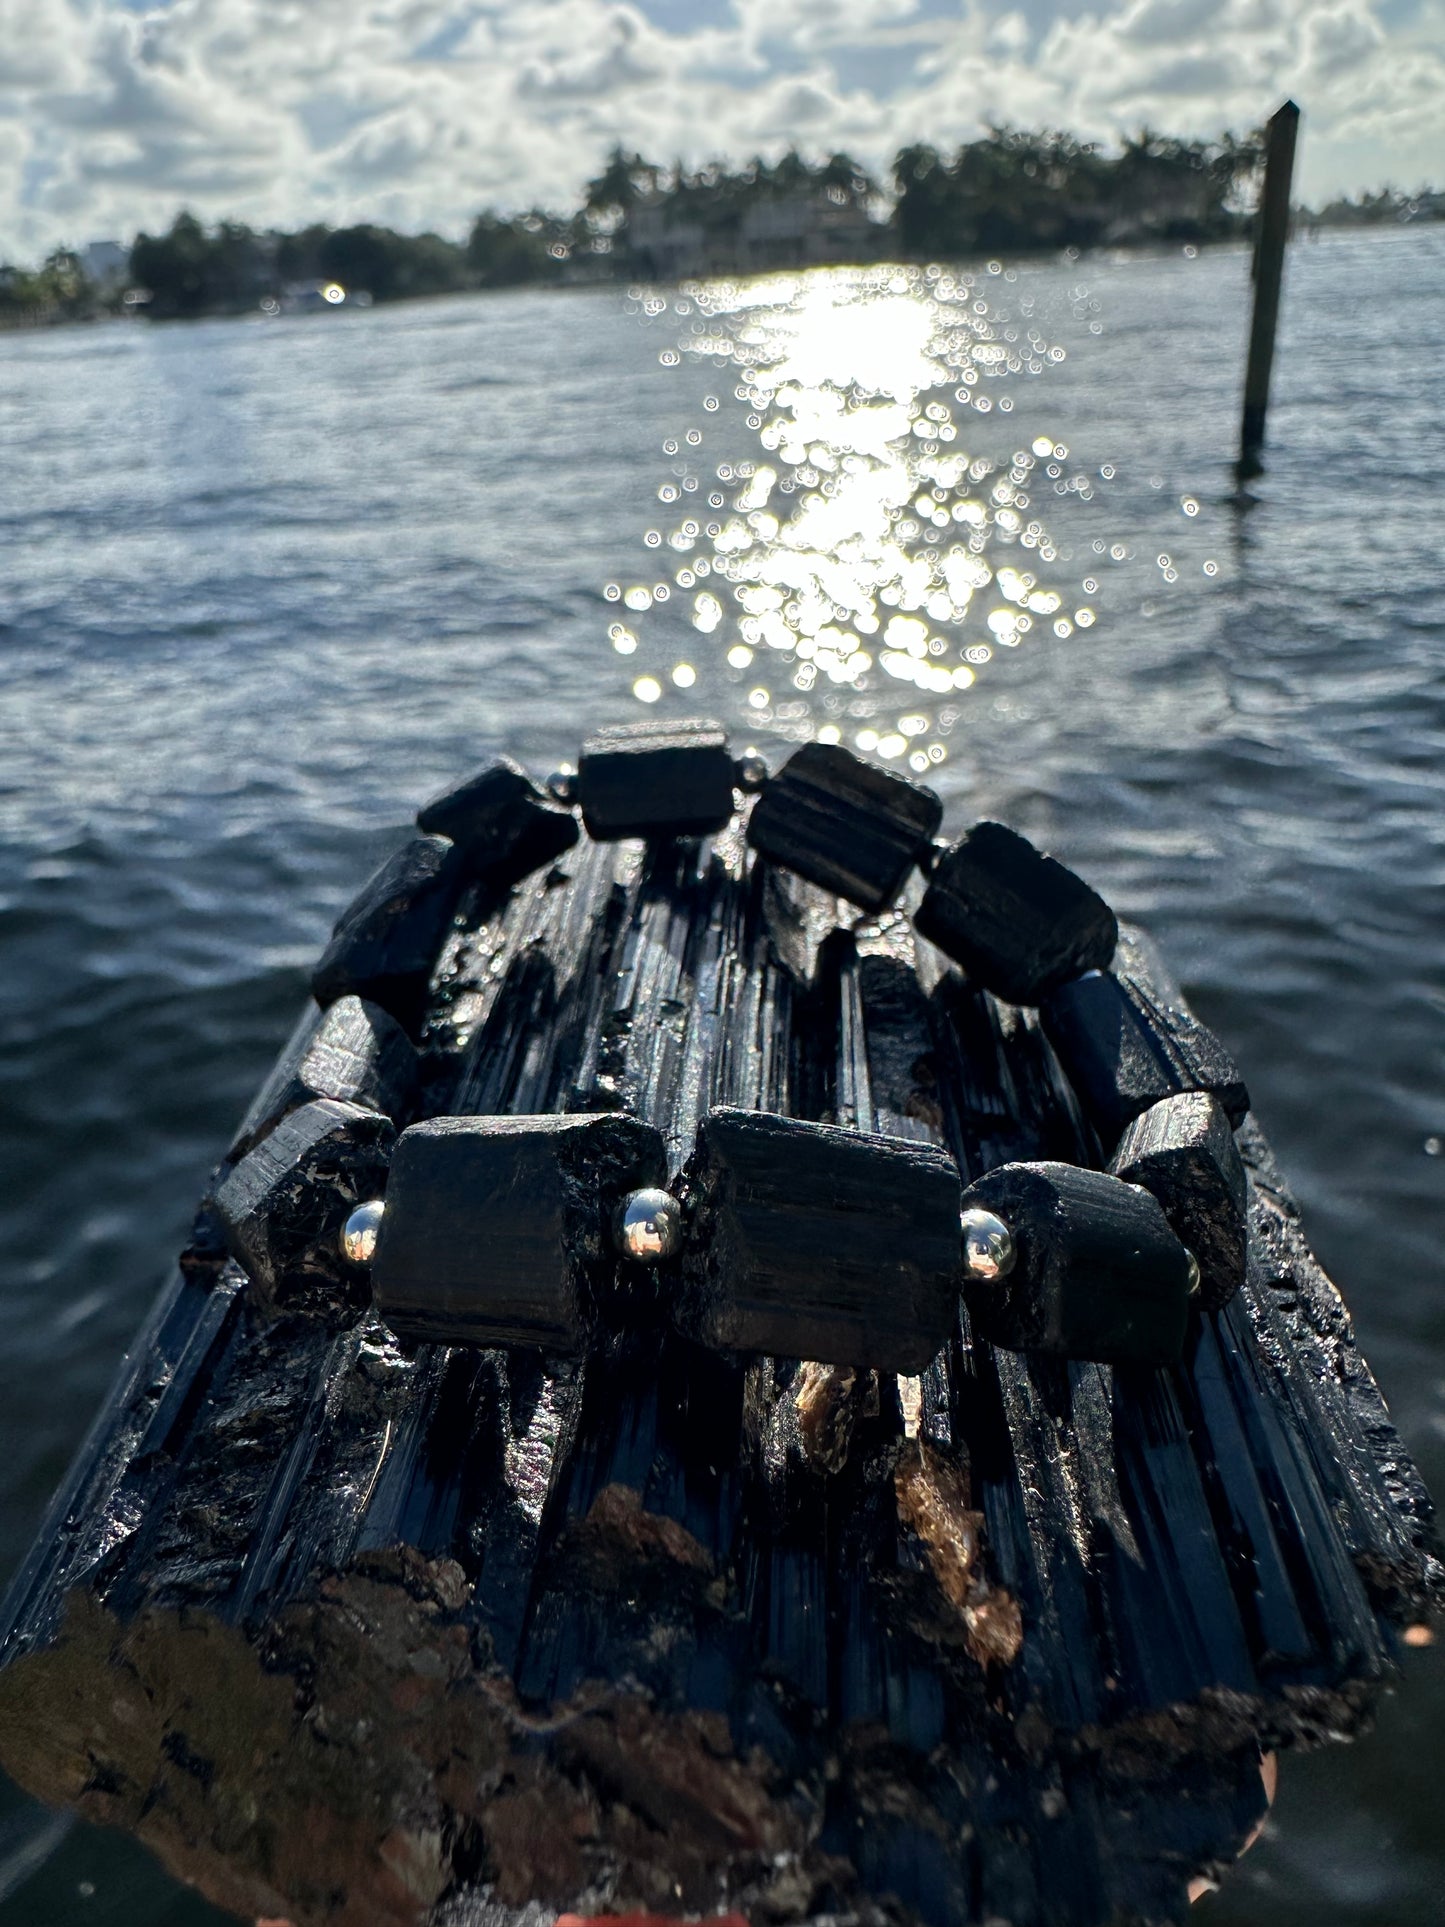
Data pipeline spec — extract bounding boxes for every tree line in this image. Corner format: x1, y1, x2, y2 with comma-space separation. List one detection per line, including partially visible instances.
0, 248, 97, 323
2, 128, 1440, 324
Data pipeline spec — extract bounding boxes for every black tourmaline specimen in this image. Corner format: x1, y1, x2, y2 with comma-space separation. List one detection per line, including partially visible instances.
576, 718, 736, 840
678, 1108, 962, 1372
1110, 1092, 1247, 1311
227, 995, 418, 1161
311, 834, 462, 1034
416, 757, 579, 883
746, 741, 943, 912
3, 772, 1441, 1927
960, 1160, 1194, 1365
372, 1112, 668, 1352
913, 820, 1118, 1005
215, 1098, 395, 1320
1041, 969, 1250, 1152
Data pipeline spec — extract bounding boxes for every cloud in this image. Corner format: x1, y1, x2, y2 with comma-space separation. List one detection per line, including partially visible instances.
0, 0, 85, 92
755, 76, 851, 128
1118, 0, 1233, 46
1101, 49, 1246, 100
0, 0, 1440, 261
1303, 0, 1385, 68
988, 11, 1033, 51
512, 3, 672, 97
735, 0, 928, 56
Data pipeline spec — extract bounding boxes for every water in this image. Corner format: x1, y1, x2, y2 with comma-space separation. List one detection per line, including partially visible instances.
1, 230, 1443, 1926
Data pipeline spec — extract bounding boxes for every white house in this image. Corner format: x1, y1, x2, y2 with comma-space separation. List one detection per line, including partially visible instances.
81, 241, 129, 288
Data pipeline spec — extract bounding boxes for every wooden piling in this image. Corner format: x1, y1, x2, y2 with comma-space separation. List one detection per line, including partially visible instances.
1238, 100, 1301, 478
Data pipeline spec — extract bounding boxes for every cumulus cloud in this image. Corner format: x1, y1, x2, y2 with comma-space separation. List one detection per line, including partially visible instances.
0, 0, 1440, 259
513, 4, 672, 97
1303, 1, 1385, 70
1119, 0, 1233, 49
0, 0, 85, 91
987, 12, 1033, 53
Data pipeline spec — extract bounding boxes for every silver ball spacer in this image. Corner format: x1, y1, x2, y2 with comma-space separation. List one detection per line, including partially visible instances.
734, 752, 770, 793
340, 1198, 386, 1267
613, 1187, 684, 1264
960, 1205, 1016, 1284
1184, 1248, 1201, 1297
546, 765, 579, 806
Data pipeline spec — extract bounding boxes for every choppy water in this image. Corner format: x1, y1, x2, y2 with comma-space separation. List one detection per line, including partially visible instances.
1, 229, 1443, 1926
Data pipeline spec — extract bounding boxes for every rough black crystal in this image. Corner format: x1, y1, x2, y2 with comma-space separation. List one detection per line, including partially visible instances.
913, 820, 1118, 1005
417, 757, 579, 882
678, 1107, 961, 1371
2, 787, 1439, 1927
311, 834, 463, 1034
577, 718, 736, 840
1110, 1091, 1247, 1311
746, 741, 942, 913
373, 1112, 668, 1352
960, 1159, 1194, 1365
1041, 969, 1250, 1151
228, 995, 418, 1161
215, 1098, 395, 1320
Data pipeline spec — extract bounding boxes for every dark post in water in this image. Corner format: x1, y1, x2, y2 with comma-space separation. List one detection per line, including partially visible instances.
1238, 100, 1301, 478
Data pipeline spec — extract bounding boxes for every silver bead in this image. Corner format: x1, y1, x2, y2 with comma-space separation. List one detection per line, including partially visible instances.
546, 765, 578, 806
613, 1187, 683, 1264
735, 752, 770, 793
961, 1205, 1016, 1283
340, 1198, 386, 1266
1184, 1247, 1201, 1297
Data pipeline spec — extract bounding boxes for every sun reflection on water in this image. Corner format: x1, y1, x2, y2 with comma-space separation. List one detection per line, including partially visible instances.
605, 262, 1206, 766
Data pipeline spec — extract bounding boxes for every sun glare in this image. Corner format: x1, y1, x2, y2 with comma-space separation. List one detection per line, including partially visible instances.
610, 262, 1115, 763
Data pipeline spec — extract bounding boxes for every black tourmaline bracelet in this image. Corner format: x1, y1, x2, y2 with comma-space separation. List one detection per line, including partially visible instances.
213, 716, 1251, 1379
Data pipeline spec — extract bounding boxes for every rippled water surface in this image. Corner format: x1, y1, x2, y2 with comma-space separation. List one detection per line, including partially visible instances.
1, 231, 1443, 1925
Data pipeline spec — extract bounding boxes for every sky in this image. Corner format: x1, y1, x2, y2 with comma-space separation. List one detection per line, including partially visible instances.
2, 0, 1442, 260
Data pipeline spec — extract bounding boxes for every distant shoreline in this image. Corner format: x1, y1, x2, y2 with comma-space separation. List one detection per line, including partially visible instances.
3, 223, 1437, 339
113, 226, 1445, 329
4, 125, 1438, 334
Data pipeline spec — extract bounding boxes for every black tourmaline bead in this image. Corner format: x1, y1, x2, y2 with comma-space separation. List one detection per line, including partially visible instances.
228, 995, 418, 1161
1040, 969, 1250, 1152
1110, 1092, 1247, 1311
576, 718, 737, 840
215, 1099, 395, 1320
913, 821, 1118, 1005
372, 1112, 668, 1353
416, 757, 579, 883
311, 834, 463, 1034
677, 1108, 962, 1372
960, 1160, 1194, 1366
746, 742, 943, 912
